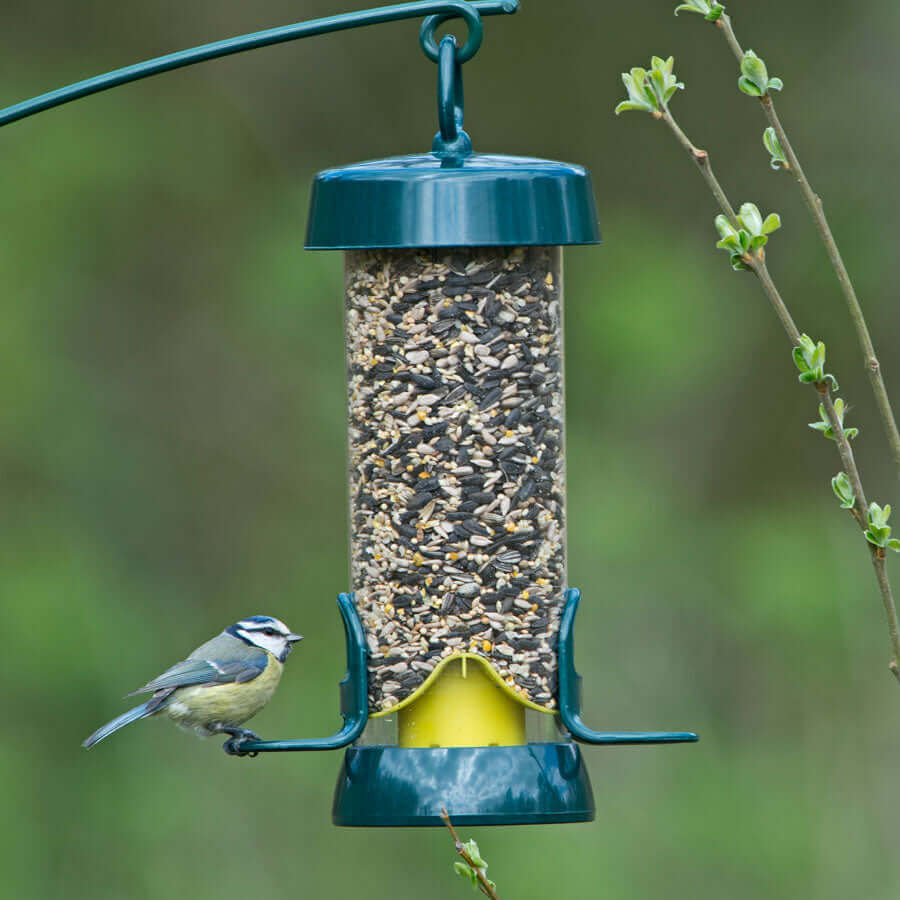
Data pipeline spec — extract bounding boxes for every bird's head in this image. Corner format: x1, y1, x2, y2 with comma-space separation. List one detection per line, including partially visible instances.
227, 616, 303, 662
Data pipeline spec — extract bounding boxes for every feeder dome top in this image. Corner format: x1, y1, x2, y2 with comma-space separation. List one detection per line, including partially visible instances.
304, 151, 602, 250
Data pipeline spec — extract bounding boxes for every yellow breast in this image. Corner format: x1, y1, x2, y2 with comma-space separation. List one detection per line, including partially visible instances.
165, 652, 284, 731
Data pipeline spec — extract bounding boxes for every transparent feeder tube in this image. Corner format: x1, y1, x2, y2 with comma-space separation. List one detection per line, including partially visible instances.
345, 246, 566, 714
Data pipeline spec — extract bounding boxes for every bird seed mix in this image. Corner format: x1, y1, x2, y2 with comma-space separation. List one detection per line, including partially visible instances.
345, 246, 567, 712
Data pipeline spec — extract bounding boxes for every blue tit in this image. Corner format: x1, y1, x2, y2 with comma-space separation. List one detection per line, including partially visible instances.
83, 615, 303, 749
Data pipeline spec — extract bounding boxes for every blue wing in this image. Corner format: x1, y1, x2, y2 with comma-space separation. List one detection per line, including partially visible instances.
129, 654, 268, 695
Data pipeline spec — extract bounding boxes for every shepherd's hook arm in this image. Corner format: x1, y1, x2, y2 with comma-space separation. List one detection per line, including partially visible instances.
0, 0, 518, 129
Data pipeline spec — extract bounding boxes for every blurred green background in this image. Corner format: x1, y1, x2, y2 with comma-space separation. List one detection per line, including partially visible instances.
2, 1, 899, 897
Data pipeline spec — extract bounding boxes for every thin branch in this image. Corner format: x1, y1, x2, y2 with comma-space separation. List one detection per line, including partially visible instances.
746, 255, 801, 346
659, 109, 737, 224
819, 389, 867, 517
440, 808, 501, 900
812, 390, 900, 676
817, 390, 900, 676
876, 567, 900, 686
714, 12, 744, 62
659, 110, 800, 342
655, 105, 900, 679
714, 12, 900, 479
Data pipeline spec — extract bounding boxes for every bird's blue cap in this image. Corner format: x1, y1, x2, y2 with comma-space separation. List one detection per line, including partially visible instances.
304, 151, 601, 250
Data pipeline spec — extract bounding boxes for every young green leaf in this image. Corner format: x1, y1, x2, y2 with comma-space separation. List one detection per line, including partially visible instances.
714, 215, 742, 251
832, 472, 855, 509
462, 840, 487, 869
615, 69, 658, 115
761, 213, 781, 235
792, 334, 838, 388
650, 56, 684, 107
763, 127, 788, 170
864, 503, 900, 550
674, 0, 725, 20
715, 203, 782, 271
454, 862, 474, 881
739, 202, 763, 236
809, 398, 858, 441
453, 861, 479, 890
739, 50, 784, 97
738, 76, 763, 96
738, 203, 781, 239
615, 57, 684, 115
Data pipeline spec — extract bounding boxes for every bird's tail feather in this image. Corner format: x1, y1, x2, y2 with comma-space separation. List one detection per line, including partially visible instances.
82, 701, 155, 748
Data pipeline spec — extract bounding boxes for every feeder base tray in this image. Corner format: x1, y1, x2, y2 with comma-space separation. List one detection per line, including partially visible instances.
332, 742, 594, 827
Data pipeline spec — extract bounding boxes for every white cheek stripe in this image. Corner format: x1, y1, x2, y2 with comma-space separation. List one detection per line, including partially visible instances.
236, 628, 287, 657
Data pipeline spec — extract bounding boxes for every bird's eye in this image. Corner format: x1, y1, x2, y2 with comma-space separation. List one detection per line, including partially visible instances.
263, 628, 278, 636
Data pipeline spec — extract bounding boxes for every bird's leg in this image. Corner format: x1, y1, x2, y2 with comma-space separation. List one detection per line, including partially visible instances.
209, 722, 262, 757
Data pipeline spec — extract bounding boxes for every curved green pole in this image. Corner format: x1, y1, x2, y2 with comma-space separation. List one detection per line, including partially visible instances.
0, 0, 518, 129
225, 593, 369, 756
557, 588, 699, 745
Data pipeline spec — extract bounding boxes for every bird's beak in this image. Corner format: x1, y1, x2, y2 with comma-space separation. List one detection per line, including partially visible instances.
287, 633, 304, 643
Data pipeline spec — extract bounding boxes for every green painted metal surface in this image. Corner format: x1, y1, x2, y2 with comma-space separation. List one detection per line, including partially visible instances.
304, 152, 601, 249
557, 588, 699, 745
332, 743, 595, 826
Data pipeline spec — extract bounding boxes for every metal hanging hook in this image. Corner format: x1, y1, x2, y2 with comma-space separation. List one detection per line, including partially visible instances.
419, 1, 493, 64
432, 35, 471, 155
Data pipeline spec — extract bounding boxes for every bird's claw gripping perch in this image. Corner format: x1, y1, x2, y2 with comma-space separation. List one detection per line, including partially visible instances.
223, 738, 259, 757
221, 727, 263, 757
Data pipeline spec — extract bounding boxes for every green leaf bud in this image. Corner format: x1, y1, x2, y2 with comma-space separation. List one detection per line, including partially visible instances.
832, 472, 855, 509
763, 127, 788, 170
739, 202, 763, 235
738, 76, 763, 97
615, 57, 684, 116
792, 334, 838, 387
462, 840, 487, 869
615, 69, 658, 116
739, 50, 783, 96
715, 203, 781, 269
674, 0, 725, 17
865, 502, 898, 549
454, 862, 474, 881
809, 398, 858, 440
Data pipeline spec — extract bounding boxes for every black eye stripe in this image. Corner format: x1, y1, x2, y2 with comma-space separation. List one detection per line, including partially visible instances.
242, 624, 284, 636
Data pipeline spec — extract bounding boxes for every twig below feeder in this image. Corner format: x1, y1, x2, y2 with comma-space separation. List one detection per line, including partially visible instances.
441, 807, 501, 900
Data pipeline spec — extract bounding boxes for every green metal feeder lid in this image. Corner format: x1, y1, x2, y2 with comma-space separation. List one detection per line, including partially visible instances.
304, 151, 601, 250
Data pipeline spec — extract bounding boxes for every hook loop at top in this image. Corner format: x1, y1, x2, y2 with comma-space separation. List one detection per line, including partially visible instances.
419, 1, 483, 63
432, 35, 471, 155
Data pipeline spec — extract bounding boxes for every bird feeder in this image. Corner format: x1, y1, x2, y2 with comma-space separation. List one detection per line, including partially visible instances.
2, 0, 696, 827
